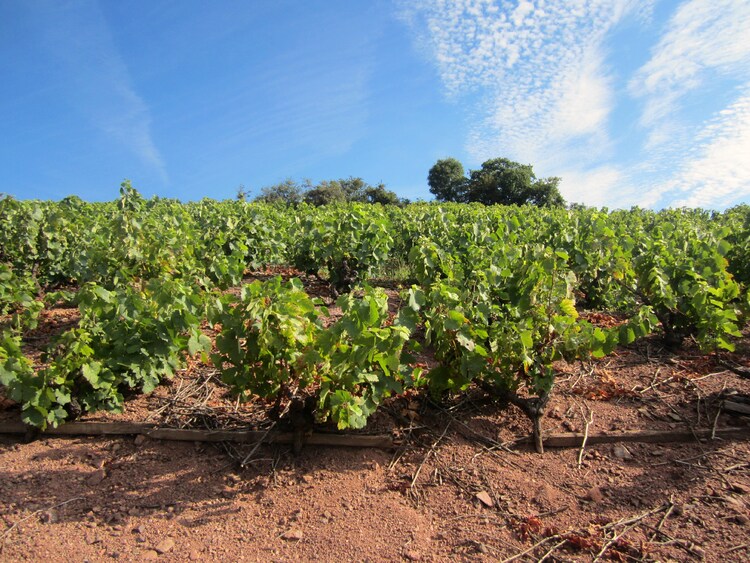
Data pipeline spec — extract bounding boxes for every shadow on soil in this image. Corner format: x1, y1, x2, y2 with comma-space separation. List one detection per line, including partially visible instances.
0, 434, 381, 529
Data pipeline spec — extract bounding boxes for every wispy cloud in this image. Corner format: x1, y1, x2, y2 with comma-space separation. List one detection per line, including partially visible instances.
640, 86, 750, 209
629, 0, 750, 128
627, 0, 750, 208
32, 0, 167, 182
400, 1, 750, 209
398, 0, 648, 204
216, 48, 373, 158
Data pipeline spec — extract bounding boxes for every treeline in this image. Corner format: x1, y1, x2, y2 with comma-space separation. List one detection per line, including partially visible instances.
243, 156, 566, 208
245, 177, 408, 207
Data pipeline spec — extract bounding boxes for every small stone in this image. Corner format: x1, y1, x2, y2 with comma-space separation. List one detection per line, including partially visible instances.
584, 487, 604, 503
142, 550, 159, 560
404, 549, 422, 561
613, 444, 633, 461
732, 513, 749, 525
39, 510, 57, 524
85, 534, 101, 545
731, 483, 750, 495
134, 434, 147, 446
86, 469, 107, 486
281, 529, 303, 541
301, 474, 314, 484
475, 491, 494, 508
154, 538, 175, 554
189, 550, 202, 561
132, 525, 145, 534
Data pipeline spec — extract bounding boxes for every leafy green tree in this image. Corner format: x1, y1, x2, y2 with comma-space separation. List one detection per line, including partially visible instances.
338, 177, 369, 200
428, 157, 565, 207
304, 181, 347, 206
428, 158, 468, 202
359, 184, 401, 205
255, 179, 308, 205
304, 177, 402, 206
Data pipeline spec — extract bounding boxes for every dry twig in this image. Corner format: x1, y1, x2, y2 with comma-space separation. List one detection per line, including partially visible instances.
577, 403, 594, 468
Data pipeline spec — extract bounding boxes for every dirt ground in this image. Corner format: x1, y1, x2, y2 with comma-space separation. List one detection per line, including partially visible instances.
1, 273, 749, 562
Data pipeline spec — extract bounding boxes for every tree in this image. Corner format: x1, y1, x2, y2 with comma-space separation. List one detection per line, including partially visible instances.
338, 177, 369, 201
467, 158, 532, 205
304, 181, 347, 206
360, 184, 401, 205
428, 158, 468, 202
304, 177, 403, 206
428, 157, 565, 207
254, 176, 404, 207
236, 184, 249, 202
255, 178, 307, 205
525, 177, 565, 207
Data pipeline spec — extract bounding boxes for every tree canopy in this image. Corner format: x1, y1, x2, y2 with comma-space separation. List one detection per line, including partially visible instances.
427, 157, 467, 203
254, 177, 405, 206
428, 157, 565, 207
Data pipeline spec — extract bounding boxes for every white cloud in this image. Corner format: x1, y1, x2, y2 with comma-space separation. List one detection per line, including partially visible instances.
647, 87, 750, 209
399, 0, 648, 206
630, 0, 750, 128
627, 0, 750, 209
557, 165, 631, 208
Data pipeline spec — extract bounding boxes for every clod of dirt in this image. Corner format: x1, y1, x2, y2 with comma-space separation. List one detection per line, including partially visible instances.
281, 529, 303, 541
584, 486, 605, 503
404, 549, 422, 561
142, 549, 159, 560
86, 469, 107, 485
154, 538, 175, 554
134, 434, 147, 446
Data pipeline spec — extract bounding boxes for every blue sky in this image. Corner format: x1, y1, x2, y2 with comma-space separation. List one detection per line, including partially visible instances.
2, 0, 750, 209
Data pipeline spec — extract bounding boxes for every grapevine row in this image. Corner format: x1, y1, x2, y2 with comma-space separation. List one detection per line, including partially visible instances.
1, 185, 748, 451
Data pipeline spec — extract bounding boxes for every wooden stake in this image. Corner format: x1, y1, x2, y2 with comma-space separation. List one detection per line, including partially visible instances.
0, 421, 393, 448
516, 426, 749, 448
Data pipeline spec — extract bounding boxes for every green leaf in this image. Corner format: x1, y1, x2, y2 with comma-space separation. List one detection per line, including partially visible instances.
444, 310, 466, 331
559, 298, 578, 319
520, 331, 533, 349
618, 325, 636, 345
81, 362, 102, 388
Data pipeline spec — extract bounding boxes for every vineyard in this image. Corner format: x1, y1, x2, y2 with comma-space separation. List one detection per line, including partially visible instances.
2, 184, 750, 560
